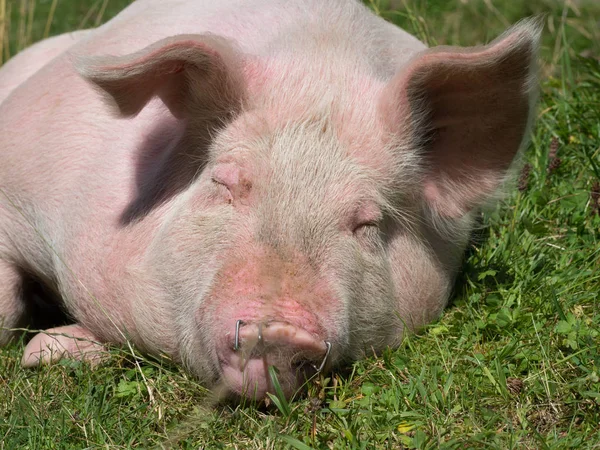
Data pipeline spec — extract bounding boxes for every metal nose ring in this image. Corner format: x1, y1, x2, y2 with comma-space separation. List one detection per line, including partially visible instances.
233, 320, 264, 350
314, 341, 332, 374
233, 320, 332, 373
233, 320, 244, 351
257, 323, 263, 345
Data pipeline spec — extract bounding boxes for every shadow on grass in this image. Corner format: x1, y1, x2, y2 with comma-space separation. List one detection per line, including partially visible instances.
449, 214, 516, 309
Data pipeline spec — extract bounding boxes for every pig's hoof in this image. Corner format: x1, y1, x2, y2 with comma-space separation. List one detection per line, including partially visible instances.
21, 324, 106, 368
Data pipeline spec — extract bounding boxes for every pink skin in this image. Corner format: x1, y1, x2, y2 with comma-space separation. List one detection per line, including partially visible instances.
0, 30, 91, 105
0, 0, 539, 401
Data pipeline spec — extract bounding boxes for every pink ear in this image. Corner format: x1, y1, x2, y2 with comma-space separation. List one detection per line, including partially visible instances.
76, 34, 245, 118
381, 19, 541, 217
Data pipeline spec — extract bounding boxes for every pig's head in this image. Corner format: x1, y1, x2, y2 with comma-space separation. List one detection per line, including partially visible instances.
78, 21, 540, 400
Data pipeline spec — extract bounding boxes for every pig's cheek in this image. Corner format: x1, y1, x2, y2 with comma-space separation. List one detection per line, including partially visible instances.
387, 234, 451, 331
189, 307, 220, 375
325, 241, 394, 351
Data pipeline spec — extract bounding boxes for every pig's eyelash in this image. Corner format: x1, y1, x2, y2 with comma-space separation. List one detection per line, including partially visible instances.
210, 177, 234, 204
352, 221, 380, 233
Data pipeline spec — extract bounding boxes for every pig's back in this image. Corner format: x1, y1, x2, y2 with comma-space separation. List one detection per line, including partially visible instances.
77, 0, 425, 77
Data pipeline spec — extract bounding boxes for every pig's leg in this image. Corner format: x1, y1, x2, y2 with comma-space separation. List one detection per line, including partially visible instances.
0, 260, 106, 365
21, 324, 106, 367
0, 29, 91, 104
0, 260, 25, 345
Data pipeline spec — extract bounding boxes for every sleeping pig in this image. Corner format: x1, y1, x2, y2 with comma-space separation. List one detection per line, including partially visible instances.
0, 0, 540, 400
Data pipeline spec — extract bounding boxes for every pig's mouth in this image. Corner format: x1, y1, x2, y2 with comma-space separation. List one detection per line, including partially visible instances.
216, 321, 332, 400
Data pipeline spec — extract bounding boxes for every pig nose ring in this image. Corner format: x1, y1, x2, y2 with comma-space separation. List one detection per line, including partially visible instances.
314, 341, 332, 374
232, 320, 263, 350
233, 320, 331, 373
257, 324, 264, 345
233, 320, 244, 351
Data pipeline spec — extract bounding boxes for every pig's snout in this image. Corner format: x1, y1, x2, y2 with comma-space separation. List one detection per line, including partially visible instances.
218, 321, 330, 400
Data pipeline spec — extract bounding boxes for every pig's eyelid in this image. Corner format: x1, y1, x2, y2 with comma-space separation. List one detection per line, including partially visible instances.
210, 177, 234, 203
352, 220, 380, 233
210, 176, 227, 187
210, 176, 232, 192
357, 220, 379, 227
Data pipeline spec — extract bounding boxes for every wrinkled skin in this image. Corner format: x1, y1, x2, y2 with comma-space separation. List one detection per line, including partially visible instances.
0, 0, 540, 400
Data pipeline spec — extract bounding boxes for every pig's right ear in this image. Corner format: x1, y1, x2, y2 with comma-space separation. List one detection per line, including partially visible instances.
75, 34, 245, 118
380, 20, 541, 218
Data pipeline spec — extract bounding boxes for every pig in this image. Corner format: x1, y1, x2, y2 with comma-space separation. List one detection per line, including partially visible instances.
0, 0, 540, 400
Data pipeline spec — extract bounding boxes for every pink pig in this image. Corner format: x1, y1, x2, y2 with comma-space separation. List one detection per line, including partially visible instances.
0, 0, 540, 400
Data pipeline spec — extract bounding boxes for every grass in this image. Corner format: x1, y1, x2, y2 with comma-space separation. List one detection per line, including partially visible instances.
1, 0, 599, 448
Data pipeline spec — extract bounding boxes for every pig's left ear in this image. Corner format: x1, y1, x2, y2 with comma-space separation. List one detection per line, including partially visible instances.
381, 19, 541, 217
76, 34, 245, 118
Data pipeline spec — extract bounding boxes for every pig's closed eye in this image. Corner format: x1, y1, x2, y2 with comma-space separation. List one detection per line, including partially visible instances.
211, 177, 233, 204
352, 221, 380, 237
353, 221, 378, 231
352, 218, 384, 253
352, 202, 382, 237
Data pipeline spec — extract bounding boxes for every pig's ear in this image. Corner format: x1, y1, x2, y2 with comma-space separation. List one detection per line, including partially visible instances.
381, 19, 541, 217
75, 34, 244, 118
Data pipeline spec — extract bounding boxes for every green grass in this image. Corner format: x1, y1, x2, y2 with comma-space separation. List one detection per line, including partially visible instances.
1, 0, 600, 448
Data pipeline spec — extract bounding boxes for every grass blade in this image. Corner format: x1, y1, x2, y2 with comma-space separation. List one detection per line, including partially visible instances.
267, 366, 291, 418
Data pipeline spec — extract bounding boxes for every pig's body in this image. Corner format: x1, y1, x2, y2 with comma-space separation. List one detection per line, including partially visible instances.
0, 0, 539, 400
